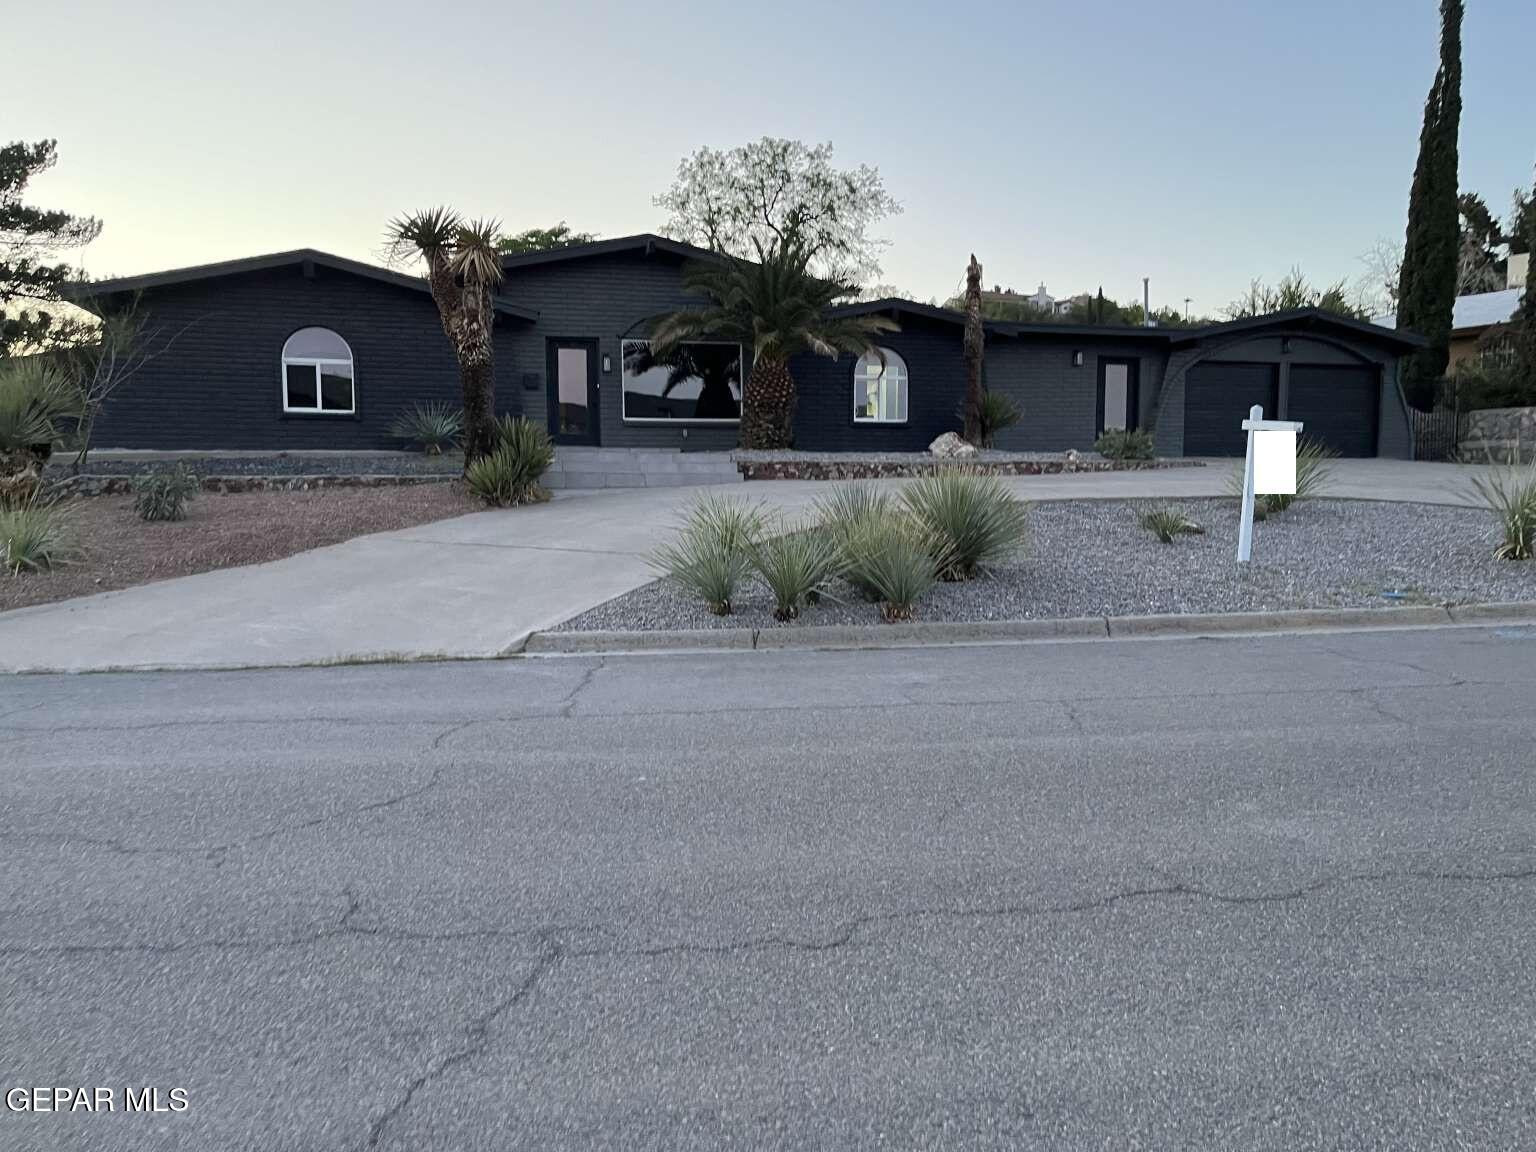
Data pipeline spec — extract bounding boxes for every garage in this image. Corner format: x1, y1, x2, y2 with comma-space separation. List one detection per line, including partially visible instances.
1182, 362, 1279, 456
1288, 364, 1380, 457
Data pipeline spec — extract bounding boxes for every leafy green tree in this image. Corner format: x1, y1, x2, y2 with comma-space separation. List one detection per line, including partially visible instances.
650, 236, 896, 449
655, 138, 901, 283
1, 140, 102, 357
496, 223, 597, 256
1457, 192, 1508, 293
386, 209, 506, 466
1396, 0, 1464, 409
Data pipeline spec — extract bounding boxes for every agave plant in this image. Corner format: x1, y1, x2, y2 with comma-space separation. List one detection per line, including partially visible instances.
901, 471, 1029, 580
649, 236, 897, 449
1, 498, 75, 574
464, 417, 554, 507
385, 208, 505, 466
390, 402, 463, 454
1139, 506, 1205, 544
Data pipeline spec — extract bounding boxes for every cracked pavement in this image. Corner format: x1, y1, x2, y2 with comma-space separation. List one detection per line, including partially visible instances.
3, 626, 1536, 1149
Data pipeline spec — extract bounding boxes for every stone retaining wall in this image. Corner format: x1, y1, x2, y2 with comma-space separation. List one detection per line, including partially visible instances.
737, 458, 1204, 481
54, 473, 456, 497
1459, 406, 1536, 464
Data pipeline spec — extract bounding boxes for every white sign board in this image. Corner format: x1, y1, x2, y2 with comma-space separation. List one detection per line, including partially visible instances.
1253, 429, 1296, 495
1237, 406, 1303, 564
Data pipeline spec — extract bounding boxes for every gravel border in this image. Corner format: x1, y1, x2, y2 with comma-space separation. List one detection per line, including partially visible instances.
554, 498, 1536, 633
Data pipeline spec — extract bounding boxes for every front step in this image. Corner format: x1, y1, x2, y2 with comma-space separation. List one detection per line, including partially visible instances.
546, 448, 742, 490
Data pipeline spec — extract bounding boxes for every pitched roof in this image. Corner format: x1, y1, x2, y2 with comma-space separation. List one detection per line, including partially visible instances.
1372, 288, 1520, 335
65, 249, 540, 321
498, 233, 719, 270
1175, 307, 1426, 350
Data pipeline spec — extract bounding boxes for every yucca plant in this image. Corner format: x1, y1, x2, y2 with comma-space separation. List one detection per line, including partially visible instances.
837, 512, 937, 621
901, 471, 1028, 581
465, 417, 554, 506
0, 359, 77, 509
390, 402, 463, 454
1093, 428, 1155, 460
1, 500, 74, 574
750, 527, 843, 621
973, 391, 1021, 449
1468, 465, 1536, 560
648, 493, 768, 614
1139, 506, 1205, 544
814, 482, 893, 538
1224, 436, 1338, 514
132, 464, 199, 522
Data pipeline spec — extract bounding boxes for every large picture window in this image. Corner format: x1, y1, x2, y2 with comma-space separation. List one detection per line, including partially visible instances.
621, 340, 742, 423
854, 347, 907, 423
282, 327, 354, 414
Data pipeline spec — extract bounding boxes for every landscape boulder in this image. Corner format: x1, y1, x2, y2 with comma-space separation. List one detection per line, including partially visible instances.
929, 432, 978, 459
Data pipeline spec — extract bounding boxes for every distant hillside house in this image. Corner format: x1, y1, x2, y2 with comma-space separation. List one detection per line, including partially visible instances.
1374, 251, 1528, 370
980, 283, 1075, 316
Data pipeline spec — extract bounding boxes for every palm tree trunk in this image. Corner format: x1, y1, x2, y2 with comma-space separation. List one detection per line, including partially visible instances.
459, 359, 496, 466
741, 355, 796, 449
962, 254, 985, 445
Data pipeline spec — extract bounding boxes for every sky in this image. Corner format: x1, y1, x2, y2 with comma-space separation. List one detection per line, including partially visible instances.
9, 0, 1535, 317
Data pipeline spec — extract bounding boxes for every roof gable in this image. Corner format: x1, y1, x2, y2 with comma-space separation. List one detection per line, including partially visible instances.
66, 249, 539, 322
498, 233, 719, 271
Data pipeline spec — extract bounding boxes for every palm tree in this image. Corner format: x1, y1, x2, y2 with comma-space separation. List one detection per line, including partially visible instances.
650, 239, 897, 449
386, 208, 505, 465
962, 253, 984, 445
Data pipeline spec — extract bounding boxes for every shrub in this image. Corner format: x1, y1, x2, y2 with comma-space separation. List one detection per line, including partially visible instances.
1, 500, 74, 574
814, 482, 892, 537
465, 417, 554, 506
1468, 465, 1536, 560
956, 392, 1021, 449
132, 464, 199, 522
1139, 506, 1205, 543
1093, 428, 1155, 460
838, 512, 937, 621
1457, 356, 1536, 412
649, 494, 768, 614
750, 527, 843, 621
901, 470, 1028, 580
0, 359, 76, 508
390, 402, 463, 454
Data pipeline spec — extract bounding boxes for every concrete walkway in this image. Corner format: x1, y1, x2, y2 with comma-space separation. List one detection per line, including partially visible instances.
0, 459, 1494, 673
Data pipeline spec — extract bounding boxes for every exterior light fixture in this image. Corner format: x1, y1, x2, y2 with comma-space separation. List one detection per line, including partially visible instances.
601, 353, 613, 374
1072, 351, 1084, 367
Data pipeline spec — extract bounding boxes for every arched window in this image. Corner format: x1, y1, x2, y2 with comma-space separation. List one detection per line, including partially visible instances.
853, 347, 907, 424
282, 327, 354, 413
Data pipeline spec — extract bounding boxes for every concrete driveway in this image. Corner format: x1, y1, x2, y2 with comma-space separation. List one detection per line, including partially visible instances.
0, 459, 1493, 673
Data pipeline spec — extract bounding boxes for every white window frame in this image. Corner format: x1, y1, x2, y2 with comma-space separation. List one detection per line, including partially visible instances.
853, 347, 908, 424
620, 338, 744, 424
281, 329, 355, 415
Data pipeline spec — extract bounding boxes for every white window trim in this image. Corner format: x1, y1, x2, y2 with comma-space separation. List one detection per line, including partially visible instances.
620, 338, 744, 424
281, 331, 355, 415
853, 348, 908, 425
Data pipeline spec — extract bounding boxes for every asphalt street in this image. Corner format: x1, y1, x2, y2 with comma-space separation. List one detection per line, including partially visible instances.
2, 626, 1535, 1150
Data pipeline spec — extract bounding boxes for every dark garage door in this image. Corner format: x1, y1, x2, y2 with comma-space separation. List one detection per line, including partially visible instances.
1183, 362, 1279, 455
1288, 364, 1379, 457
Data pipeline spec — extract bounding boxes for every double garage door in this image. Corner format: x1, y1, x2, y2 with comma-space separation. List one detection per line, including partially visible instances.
1183, 361, 1379, 457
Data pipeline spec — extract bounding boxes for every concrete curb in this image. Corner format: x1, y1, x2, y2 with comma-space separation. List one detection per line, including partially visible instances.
522, 603, 1522, 656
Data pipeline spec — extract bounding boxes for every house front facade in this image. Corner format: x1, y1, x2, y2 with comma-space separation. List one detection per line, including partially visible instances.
79, 235, 1425, 459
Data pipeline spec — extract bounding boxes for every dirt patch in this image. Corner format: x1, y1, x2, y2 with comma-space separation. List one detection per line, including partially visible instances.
2, 483, 483, 614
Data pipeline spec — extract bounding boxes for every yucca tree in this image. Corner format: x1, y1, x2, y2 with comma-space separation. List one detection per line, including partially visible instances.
386, 208, 505, 466
0, 358, 76, 507
650, 237, 897, 449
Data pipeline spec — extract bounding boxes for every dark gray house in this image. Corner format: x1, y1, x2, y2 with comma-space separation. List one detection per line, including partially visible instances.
78, 234, 1425, 458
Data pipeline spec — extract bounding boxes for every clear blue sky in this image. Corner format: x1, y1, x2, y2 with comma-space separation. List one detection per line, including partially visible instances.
10, 0, 1534, 315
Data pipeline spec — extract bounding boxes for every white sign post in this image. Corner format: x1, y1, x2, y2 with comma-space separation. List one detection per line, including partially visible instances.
1237, 405, 1304, 564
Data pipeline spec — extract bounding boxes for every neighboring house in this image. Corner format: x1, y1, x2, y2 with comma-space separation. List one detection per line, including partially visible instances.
1373, 252, 1528, 371
75, 235, 1424, 458
979, 283, 1074, 316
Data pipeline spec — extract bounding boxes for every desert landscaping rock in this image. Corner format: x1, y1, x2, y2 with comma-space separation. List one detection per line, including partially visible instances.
731, 449, 1201, 481
554, 498, 1536, 633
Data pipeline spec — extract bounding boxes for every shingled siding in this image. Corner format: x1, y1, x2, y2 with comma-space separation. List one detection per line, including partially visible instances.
789, 320, 967, 452
986, 338, 1169, 453
92, 264, 524, 451
497, 251, 738, 451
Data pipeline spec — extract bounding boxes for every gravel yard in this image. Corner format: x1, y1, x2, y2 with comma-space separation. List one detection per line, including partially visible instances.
1, 485, 481, 614
555, 498, 1536, 632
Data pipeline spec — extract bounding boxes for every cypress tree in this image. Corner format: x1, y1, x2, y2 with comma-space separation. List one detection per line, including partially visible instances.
1396, 0, 1463, 410
1512, 173, 1536, 388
